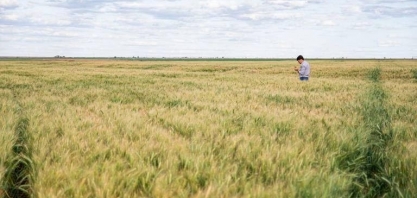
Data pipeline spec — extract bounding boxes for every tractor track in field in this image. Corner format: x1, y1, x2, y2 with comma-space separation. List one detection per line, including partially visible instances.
338, 67, 403, 197
1, 85, 35, 198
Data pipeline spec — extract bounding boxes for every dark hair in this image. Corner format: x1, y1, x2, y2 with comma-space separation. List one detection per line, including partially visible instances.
296, 55, 304, 60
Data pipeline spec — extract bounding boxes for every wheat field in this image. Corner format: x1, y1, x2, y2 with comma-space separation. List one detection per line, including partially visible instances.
1, 59, 416, 197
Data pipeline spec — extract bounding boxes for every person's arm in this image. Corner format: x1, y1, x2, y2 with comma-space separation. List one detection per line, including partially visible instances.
299, 64, 306, 75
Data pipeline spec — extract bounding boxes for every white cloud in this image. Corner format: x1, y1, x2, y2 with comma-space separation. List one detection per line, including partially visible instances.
318, 20, 336, 26
200, 1, 245, 10
0, 0, 416, 58
353, 22, 370, 29
0, 13, 18, 20
122, 41, 159, 46
378, 40, 399, 47
363, 4, 417, 18
343, 5, 362, 13
241, 12, 299, 21
266, 0, 308, 9
30, 16, 72, 26
0, 0, 18, 8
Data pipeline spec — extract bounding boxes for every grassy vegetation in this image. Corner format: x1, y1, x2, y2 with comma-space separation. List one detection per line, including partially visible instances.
412, 69, 417, 81
337, 67, 404, 197
0, 59, 416, 197
2, 117, 35, 198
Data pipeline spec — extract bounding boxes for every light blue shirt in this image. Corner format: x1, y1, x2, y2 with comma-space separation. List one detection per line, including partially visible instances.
299, 60, 310, 77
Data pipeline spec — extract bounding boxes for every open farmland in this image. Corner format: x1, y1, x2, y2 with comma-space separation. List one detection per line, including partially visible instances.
0, 59, 416, 197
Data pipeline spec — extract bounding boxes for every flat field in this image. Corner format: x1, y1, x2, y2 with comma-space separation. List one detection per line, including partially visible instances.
0, 59, 416, 197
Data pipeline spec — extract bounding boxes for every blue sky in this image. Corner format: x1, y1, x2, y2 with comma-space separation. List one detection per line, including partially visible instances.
0, 0, 416, 58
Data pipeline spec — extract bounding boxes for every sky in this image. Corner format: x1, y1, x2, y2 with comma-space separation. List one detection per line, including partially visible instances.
0, 0, 416, 58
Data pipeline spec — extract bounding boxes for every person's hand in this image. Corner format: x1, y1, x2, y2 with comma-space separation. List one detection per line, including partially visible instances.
294, 67, 299, 72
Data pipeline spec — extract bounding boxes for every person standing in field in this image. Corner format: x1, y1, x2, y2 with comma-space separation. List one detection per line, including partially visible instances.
294, 55, 310, 81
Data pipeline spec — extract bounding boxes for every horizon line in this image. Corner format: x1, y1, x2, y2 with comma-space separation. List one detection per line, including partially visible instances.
0, 56, 415, 60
